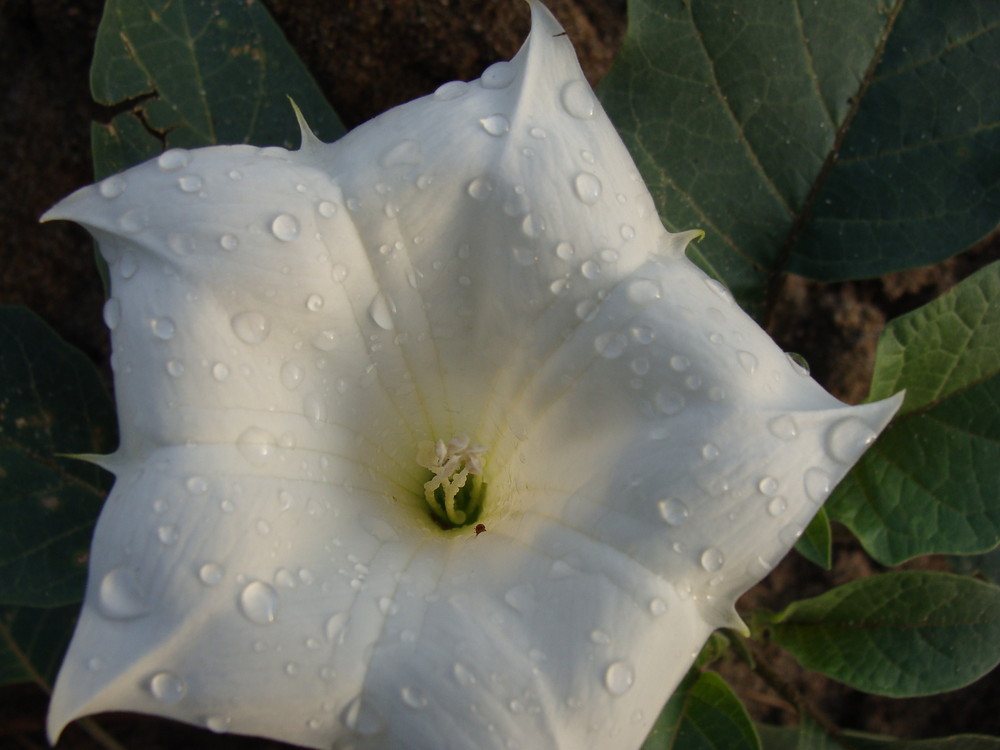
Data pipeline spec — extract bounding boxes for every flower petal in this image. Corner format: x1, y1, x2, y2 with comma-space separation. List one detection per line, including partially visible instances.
44, 2, 902, 749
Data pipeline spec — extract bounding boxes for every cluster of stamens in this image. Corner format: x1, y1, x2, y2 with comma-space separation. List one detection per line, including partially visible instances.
416, 434, 486, 527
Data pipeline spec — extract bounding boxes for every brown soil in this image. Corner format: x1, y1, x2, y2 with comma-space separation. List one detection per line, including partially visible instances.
1, 0, 997, 748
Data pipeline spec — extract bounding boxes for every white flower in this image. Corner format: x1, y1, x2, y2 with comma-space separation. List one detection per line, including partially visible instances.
43, 3, 901, 749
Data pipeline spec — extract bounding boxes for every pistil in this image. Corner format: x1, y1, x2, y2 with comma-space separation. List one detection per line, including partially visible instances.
416, 434, 487, 528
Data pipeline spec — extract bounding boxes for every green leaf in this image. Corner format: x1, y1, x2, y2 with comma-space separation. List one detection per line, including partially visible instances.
599, 0, 1000, 314
951, 544, 1000, 585
763, 571, 1000, 697
756, 719, 839, 750
91, 0, 346, 178
758, 724, 1000, 750
795, 506, 832, 569
0, 604, 81, 687
643, 670, 760, 750
828, 261, 1000, 564
0, 308, 115, 607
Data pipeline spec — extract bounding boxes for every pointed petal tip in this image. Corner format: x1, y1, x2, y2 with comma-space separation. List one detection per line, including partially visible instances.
288, 97, 325, 153
700, 601, 750, 636
527, 0, 566, 36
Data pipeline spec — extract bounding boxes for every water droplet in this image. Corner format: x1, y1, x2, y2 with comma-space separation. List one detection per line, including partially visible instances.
804, 467, 832, 503
150, 317, 175, 340
304, 293, 324, 312
649, 598, 668, 616
767, 414, 799, 441
826, 417, 877, 463
767, 496, 788, 517
178, 175, 203, 193
738, 351, 758, 374
98, 176, 127, 198
149, 671, 185, 702
219, 233, 239, 250
102, 298, 121, 330
453, 661, 476, 686
332, 264, 349, 282
303, 392, 327, 426
312, 329, 337, 351
573, 172, 602, 204
98, 567, 147, 619
580, 259, 600, 279
157, 525, 178, 545
669, 355, 691, 372
157, 149, 190, 172
433, 80, 468, 100
280, 360, 305, 390
631, 357, 650, 375
467, 177, 493, 200
117, 252, 138, 279
561, 80, 595, 119
701, 443, 720, 461
504, 583, 536, 613
205, 715, 231, 733
285, 661, 298, 676
211, 362, 230, 382
271, 213, 300, 242
239, 581, 279, 625
529, 126, 547, 139
198, 563, 224, 586
521, 213, 546, 238
479, 114, 510, 136
318, 200, 338, 218
620, 224, 636, 241
627, 279, 661, 305
700, 547, 725, 572
237, 427, 277, 465
590, 629, 612, 645
165, 359, 184, 377
231, 311, 270, 344
786, 352, 810, 376
594, 331, 627, 359
631, 325, 654, 345
549, 277, 570, 295
658, 498, 689, 526
186, 476, 208, 494
480, 60, 515, 88
379, 139, 421, 167
118, 209, 146, 233
401, 686, 427, 709
705, 278, 734, 304
368, 293, 395, 331
758, 476, 779, 496
341, 695, 384, 735
555, 241, 575, 260
604, 661, 635, 695
654, 387, 685, 415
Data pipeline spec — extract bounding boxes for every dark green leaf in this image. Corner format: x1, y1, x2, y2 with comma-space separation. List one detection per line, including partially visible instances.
643, 670, 760, 750
951, 544, 1000, 585
829, 261, 1000, 564
764, 571, 1000, 697
0, 308, 115, 607
91, 0, 345, 177
795, 507, 832, 569
758, 724, 1000, 750
599, 1, 1000, 314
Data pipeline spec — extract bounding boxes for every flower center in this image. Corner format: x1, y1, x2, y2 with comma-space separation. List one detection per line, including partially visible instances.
416, 435, 487, 529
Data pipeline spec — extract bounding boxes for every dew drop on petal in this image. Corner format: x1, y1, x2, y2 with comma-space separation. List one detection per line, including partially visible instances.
512, 246, 537, 266
603, 661, 635, 696
205, 715, 231, 733
767, 497, 788, 517
280, 360, 305, 390
150, 317, 176, 340
312, 329, 338, 352
368, 293, 396, 331
433, 80, 468, 100
165, 359, 184, 378
341, 695, 384, 735
271, 213, 300, 242
504, 583, 536, 614
758, 476, 779, 496
669, 355, 691, 372
331, 264, 349, 283
658, 498, 689, 526
590, 629, 612, 645
118, 251, 138, 279
594, 331, 627, 359
530, 126, 547, 139
620, 224, 636, 241
453, 662, 476, 687
305, 293, 324, 312
178, 175, 203, 193
231, 311, 270, 344
555, 241, 575, 260
149, 671, 185, 703
479, 114, 510, 136
480, 60, 516, 88
237, 427, 278, 464
700, 547, 725, 572
219, 233, 239, 250
98, 567, 147, 620
767, 414, 799, 441
379, 139, 422, 167
157, 525, 178, 545
804, 467, 832, 503
102, 298, 121, 330
826, 417, 877, 463
98, 176, 127, 198
580, 259, 600, 279
401, 686, 427, 709
211, 362, 230, 382
738, 351, 759, 374
654, 387, 685, 415
701, 443, 720, 461
561, 80, 595, 119
198, 563, 224, 586
157, 148, 190, 172
239, 581, 279, 625
186, 476, 208, 494
521, 213, 546, 238
786, 352, 810, 376
649, 598, 668, 616
573, 172, 602, 204
318, 201, 338, 218
705, 278, 734, 305
627, 279, 661, 305
467, 177, 493, 200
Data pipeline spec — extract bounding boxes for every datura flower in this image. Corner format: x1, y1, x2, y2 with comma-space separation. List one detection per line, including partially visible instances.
44, 3, 901, 749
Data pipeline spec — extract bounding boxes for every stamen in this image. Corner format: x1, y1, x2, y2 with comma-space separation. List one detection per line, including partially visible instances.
416, 434, 487, 527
